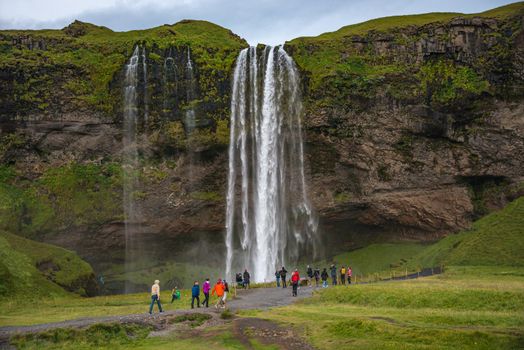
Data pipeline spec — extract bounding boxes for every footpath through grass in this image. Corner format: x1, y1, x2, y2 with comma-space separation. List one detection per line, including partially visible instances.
243, 266, 524, 350
0, 291, 191, 327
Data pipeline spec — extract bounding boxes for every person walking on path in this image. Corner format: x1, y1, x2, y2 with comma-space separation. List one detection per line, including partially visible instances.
321, 268, 329, 288
340, 266, 346, 285
191, 281, 201, 309
314, 267, 320, 287
330, 264, 337, 286
211, 279, 225, 309
275, 270, 281, 287
280, 266, 288, 288
171, 286, 181, 303
202, 278, 211, 307
291, 269, 300, 296
149, 279, 163, 314
347, 266, 353, 284
222, 280, 229, 308
306, 265, 313, 286
243, 269, 251, 289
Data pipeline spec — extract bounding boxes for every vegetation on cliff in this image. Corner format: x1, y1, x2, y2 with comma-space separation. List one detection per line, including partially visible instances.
0, 19, 247, 117
286, 2, 524, 110
0, 163, 122, 236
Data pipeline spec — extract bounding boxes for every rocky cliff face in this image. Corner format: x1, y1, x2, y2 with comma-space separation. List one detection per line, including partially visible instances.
286, 6, 524, 250
0, 5, 523, 286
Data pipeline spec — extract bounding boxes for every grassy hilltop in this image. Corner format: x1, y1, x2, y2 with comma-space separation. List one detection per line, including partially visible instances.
0, 19, 247, 115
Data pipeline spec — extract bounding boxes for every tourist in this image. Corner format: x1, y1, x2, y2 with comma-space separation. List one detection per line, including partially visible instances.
313, 267, 320, 287
340, 265, 346, 285
291, 269, 300, 296
202, 278, 211, 307
149, 279, 163, 314
211, 279, 225, 308
330, 264, 337, 285
321, 268, 329, 288
280, 266, 288, 288
275, 269, 281, 287
171, 286, 181, 303
243, 269, 251, 289
191, 281, 200, 309
347, 266, 353, 284
236, 272, 243, 288
306, 265, 313, 286
222, 280, 229, 308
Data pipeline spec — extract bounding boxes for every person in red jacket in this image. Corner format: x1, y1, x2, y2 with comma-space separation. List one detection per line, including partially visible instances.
291, 269, 300, 297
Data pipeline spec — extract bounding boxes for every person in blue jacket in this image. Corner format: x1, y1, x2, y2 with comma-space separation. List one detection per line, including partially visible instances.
191, 281, 200, 309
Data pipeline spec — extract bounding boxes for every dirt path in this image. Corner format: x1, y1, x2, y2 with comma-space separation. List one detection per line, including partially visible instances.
0, 285, 315, 343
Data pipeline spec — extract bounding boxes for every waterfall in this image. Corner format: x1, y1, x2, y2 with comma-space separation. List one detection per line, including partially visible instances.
142, 47, 149, 125
123, 45, 146, 293
185, 47, 196, 134
225, 46, 318, 283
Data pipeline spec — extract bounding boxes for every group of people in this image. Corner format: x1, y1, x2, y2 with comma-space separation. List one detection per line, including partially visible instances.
274, 267, 302, 296
190, 278, 230, 309
148, 278, 230, 314
148, 263, 354, 313
274, 264, 353, 292
235, 269, 251, 289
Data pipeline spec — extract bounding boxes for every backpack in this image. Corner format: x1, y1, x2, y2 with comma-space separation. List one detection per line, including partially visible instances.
341, 267, 346, 274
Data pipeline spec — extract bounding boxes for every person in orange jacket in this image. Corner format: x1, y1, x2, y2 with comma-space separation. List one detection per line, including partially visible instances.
211, 279, 225, 308
291, 269, 300, 297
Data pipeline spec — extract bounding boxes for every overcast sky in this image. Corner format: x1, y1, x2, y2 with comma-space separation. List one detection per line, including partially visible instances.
0, 0, 518, 45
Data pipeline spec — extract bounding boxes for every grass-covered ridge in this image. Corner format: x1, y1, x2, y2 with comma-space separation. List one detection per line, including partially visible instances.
286, 2, 524, 108
0, 230, 97, 298
0, 19, 248, 115
404, 196, 524, 269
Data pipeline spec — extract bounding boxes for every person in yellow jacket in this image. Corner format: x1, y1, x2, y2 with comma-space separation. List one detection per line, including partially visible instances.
149, 279, 163, 314
340, 266, 346, 285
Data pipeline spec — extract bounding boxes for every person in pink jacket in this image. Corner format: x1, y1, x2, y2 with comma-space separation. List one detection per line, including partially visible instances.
202, 278, 211, 308
347, 266, 353, 284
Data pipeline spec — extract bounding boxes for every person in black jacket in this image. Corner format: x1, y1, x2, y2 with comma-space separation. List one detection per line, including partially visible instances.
243, 269, 251, 289
313, 268, 320, 287
330, 264, 337, 286
321, 268, 329, 288
280, 266, 288, 288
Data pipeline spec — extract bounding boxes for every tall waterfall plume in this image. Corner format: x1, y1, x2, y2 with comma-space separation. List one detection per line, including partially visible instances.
123, 45, 147, 292
225, 46, 318, 283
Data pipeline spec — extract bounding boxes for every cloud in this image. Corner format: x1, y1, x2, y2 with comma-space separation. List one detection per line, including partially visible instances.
0, 0, 517, 45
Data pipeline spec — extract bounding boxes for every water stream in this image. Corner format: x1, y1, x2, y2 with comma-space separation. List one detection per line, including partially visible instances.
225, 46, 318, 282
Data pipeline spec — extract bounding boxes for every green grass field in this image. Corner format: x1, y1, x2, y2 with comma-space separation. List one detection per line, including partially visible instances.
10, 266, 524, 349
244, 266, 524, 350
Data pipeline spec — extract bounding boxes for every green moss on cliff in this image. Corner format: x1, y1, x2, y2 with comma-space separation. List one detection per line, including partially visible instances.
0, 163, 122, 236
286, 2, 524, 109
418, 60, 489, 105
0, 19, 247, 115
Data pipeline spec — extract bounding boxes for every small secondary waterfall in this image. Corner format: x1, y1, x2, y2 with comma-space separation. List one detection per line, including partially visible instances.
184, 48, 197, 182
225, 46, 318, 282
184, 48, 196, 134
123, 45, 146, 293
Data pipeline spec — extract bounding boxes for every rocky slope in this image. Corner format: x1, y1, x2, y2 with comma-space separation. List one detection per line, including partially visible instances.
0, 3, 523, 288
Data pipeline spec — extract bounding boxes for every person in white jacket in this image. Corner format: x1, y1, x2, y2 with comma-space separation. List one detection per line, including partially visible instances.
149, 279, 163, 314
